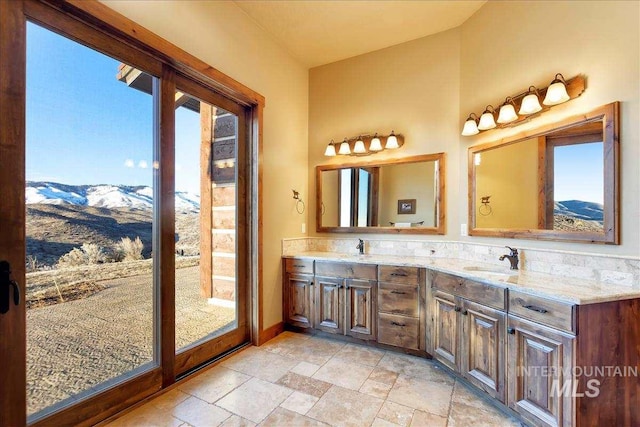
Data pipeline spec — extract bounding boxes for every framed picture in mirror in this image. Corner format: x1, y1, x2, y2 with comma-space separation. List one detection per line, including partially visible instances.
398, 199, 416, 214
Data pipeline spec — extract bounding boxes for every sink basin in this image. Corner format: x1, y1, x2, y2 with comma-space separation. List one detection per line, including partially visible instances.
463, 266, 518, 276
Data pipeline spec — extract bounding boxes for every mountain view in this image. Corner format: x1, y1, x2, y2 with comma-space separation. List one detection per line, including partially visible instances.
554, 200, 603, 222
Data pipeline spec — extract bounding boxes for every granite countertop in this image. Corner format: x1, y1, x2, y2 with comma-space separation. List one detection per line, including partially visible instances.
283, 251, 640, 305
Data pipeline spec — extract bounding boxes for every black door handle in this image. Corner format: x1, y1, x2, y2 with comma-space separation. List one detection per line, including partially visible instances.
0, 261, 20, 314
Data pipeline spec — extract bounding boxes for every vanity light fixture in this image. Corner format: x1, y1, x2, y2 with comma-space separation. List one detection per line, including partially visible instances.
543, 73, 570, 106
519, 86, 543, 115
369, 133, 383, 151
461, 113, 480, 136
497, 97, 518, 124
324, 139, 336, 157
461, 73, 586, 136
477, 105, 497, 130
353, 135, 367, 154
338, 137, 351, 155
323, 131, 404, 157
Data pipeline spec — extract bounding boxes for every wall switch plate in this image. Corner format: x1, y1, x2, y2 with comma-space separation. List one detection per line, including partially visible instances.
460, 224, 468, 236
302, 223, 306, 234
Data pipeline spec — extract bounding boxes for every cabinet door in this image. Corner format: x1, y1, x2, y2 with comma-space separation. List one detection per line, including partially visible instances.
507, 315, 575, 427
460, 299, 505, 402
432, 291, 460, 371
285, 274, 314, 328
315, 276, 344, 335
345, 279, 376, 340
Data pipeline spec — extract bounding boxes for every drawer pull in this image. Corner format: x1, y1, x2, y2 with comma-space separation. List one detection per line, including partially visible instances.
454, 306, 461, 312
391, 321, 406, 327
293, 264, 306, 268
461, 309, 468, 316
507, 327, 516, 335
390, 272, 408, 277
523, 304, 548, 314
390, 290, 407, 295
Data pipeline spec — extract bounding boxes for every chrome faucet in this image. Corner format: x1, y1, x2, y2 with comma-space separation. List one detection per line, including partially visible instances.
499, 246, 519, 270
356, 239, 365, 255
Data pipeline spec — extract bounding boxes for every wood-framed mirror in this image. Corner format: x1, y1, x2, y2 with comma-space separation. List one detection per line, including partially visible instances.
468, 102, 619, 244
316, 153, 446, 234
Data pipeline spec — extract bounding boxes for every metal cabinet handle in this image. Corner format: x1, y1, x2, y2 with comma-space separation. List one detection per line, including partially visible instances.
293, 264, 306, 268
454, 306, 461, 312
390, 290, 406, 295
523, 304, 548, 314
461, 309, 468, 316
391, 321, 406, 327
390, 272, 408, 277
507, 327, 516, 335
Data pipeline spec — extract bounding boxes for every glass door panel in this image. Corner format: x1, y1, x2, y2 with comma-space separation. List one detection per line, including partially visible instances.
25, 22, 157, 420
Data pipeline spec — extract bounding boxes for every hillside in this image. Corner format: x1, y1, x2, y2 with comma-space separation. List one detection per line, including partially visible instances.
27, 204, 199, 267
554, 200, 603, 222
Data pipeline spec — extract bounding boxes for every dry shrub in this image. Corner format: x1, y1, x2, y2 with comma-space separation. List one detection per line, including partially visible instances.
58, 243, 105, 267
113, 237, 144, 262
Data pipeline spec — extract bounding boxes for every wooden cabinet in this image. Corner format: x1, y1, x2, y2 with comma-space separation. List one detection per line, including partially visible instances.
430, 272, 506, 402
314, 261, 377, 341
506, 315, 574, 427
283, 258, 315, 329
377, 266, 424, 350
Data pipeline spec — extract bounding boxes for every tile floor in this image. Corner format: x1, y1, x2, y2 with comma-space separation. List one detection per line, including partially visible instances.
106, 332, 523, 427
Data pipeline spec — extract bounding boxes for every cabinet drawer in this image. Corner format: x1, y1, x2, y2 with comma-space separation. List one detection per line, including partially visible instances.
378, 265, 420, 285
378, 312, 419, 350
378, 282, 419, 317
431, 272, 505, 310
315, 261, 376, 280
285, 258, 314, 274
509, 291, 575, 333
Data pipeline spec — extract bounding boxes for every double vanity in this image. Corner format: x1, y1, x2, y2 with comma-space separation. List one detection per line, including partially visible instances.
282, 251, 640, 427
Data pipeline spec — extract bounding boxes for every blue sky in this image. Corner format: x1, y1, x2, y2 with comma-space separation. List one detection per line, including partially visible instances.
26, 22, 201, 194
554, 142, 603, 204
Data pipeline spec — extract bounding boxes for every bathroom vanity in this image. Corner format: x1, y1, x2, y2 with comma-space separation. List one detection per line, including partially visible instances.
282, 253, 640, 427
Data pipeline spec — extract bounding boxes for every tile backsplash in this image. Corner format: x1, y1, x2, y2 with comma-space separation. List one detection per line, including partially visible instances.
282, 237, 639, 288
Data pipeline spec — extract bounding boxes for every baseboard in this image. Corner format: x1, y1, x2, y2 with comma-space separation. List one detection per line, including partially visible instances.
258, 321, 284, 345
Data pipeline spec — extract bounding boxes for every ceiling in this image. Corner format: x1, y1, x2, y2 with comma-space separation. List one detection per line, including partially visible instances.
233, 0, 487, 68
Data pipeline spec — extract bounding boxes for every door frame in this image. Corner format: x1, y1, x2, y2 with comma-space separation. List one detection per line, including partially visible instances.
0, 1, 264, 425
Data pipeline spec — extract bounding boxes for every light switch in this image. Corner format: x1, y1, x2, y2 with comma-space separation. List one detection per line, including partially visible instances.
460, 224, 468, 236
302, 223, 306, 234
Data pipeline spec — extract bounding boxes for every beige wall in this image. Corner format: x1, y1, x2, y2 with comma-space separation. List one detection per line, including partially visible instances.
101, 0, 309, 329
320, 170, 339, 227
475, 138, 538, 229
460, 0, 639, 255
310, 0, 639, 257
309, 29, 461, 237
379, 162, 436, 227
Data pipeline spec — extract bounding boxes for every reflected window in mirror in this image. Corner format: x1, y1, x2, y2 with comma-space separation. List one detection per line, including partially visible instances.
317, 153, 445, 234
469, 102, 619, 244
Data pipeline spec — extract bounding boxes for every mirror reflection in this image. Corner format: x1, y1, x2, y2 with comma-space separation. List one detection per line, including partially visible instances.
469, 102, 618, 244
317, 154, 445, 234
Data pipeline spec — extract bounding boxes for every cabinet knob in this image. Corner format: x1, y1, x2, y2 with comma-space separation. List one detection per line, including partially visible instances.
507, 327, 516, 335
454, 306, 461, 312
462, 309, 468, 316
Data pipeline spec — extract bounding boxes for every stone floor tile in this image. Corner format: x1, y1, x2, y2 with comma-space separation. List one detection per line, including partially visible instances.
332, 343, 386, 366
359, 379, 392, 399
377, 401, 415, 427
386, 375, 453, 417
410, 410, 447, 427
220, 346, 298, 382
280, 391, 319, 415
259, 407, 329, 427
276, 372, 332, 398
448, 401, 521, 427
306, 385, 384, 427
219, 414, 256, 427
108, 404, 184, 427
259, 332, 311, 356
371, 418, 401, 427
291, 361, 322, 377
312, 357, 373, 390
178, 366, 251, 404
216, 377, 293, 423
284, 336, 345, 365
368, 366, 399, 386
151, 389, 191, 410
171, 396, 232, 427
378, 353, 454, 384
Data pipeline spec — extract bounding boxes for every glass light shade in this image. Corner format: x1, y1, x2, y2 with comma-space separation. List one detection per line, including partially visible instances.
369, 135, 383, 151
338, 139, 351, 155
477, 110, 496, 130
461, 118, 479, 136
385, 132, 399, 149
324, 143, 336, 156
353, 138, 366, 154
497, 103, 518, 124
543, 81, 570, 105
519, 93, 542, 115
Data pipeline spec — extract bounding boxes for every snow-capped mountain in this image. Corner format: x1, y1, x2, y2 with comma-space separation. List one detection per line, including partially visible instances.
554, 200, 603, 222
26, 182, 200, 211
